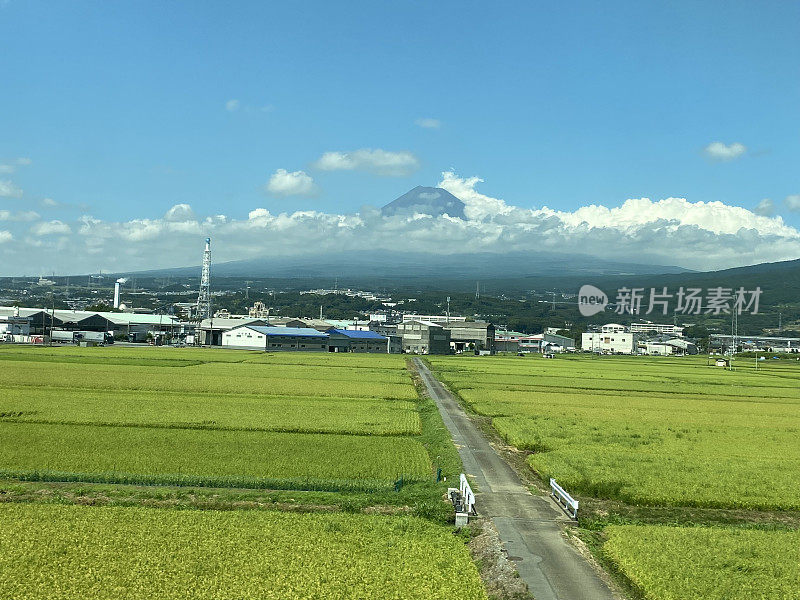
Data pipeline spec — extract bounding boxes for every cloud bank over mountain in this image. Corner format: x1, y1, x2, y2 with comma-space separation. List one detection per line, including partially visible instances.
2, 171, 800, 276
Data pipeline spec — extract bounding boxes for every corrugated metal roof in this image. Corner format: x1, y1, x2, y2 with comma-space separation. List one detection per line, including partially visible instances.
200, 318, 267, 330
96, 312, 179, 325
0, 307, 178, 325
327, 329, 386, 340
244, 325, 329, 338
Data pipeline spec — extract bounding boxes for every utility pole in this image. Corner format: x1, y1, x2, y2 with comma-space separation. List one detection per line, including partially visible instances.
446, 296, 450, 325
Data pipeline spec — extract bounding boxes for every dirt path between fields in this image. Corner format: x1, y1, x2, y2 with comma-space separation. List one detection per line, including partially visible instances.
413, 358, 619, 600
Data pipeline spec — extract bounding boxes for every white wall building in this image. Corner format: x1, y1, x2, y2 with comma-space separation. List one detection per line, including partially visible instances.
222, 325, 329, 352
631, 322, 685, 337
582, 326, 637, 354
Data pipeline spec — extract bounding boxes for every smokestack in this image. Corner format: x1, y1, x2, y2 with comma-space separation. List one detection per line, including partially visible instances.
113, 278, 127, 309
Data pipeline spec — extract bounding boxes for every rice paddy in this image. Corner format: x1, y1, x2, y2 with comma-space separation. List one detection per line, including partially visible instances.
428, 354, 800, 509
0, 345, 485, 598
0, 503, 487, 600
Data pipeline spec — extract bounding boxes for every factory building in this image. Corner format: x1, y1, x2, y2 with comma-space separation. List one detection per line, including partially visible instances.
0, 307, 61, 334
326, 329, 388, 353
267, 317, 335, 332
711, 334, 800, 354
495, 330, 575, 353
0, 307, 179, 341
198, 318, 268, 346
222, 325, 329, 352
526, 332, 575, 353
631, 321, 685, 337
402, 314, 467, 323
437, 321, 495, 353
495, 330, 523, 353
0, 310, 31, 340
582, 324, 637, 354
396, 320, 451, 354
640, 338, 698, 355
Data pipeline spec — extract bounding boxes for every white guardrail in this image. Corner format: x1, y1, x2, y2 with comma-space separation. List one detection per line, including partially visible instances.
550, 478, 578, 519
459, 473, 476, 514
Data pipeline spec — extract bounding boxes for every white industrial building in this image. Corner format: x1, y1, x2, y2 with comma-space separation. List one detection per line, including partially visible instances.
630, 321, 685, 337
582, 324, 637, 354
0, 310, 31, 339
396, 320, 451, 354
640, 339, 698, 355
222, 325, 329, 352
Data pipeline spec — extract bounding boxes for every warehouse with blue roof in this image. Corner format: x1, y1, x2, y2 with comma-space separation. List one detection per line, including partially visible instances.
326, 328, 388, 353
222, 324, 329, 352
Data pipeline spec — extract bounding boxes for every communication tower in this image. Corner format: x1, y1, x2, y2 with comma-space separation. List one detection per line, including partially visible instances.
196, 237, 212, 319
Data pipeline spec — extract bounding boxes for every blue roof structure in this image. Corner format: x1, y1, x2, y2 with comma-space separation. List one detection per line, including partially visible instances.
246, 325, 329, 338
327, 328, 386, 340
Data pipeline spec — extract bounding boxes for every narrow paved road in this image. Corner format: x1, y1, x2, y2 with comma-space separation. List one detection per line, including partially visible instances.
414, 358, 617, 600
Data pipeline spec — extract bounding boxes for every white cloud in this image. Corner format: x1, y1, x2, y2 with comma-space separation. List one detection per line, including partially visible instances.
0, 210, 40, 222
785, 195, 800, 212
0, 158, 32, 174
313, 149, 420, 176
0, 230, 12, 244
3, 172, 800, 275
30, 220, 72, 236
0, 180, 23, 198
265, 169, 318, 197
415, 118, 441, 129
164, 203, 196, 222
704, 141, 746, 161
438, 171, 512, 220
754, 198, 774, 217
225, 99, 240, 112
41, 198, 59, 207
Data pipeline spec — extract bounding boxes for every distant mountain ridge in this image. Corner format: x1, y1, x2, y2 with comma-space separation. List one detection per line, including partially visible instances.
125, 250, 689, 280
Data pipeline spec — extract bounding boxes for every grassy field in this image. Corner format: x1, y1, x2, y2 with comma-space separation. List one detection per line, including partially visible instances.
429, 354, 800, 509
0, 359, 418, 399
0, 503, 487, 600
0, 421, 431, 490
0, 345, 484, 598
429, 352, 800, 599
0, 346, 433, 489
0, 386, 420, 435
603, 525, 800, 600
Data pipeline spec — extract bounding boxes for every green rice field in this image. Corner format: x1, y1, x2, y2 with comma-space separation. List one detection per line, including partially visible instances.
429, 354, 800, 509
0, 387, 420, 435
603, 525, 800, 600
0, 346, 429, 489
0, 503, 487, 600
429, 352, 800, 599
0, 345, 482, 599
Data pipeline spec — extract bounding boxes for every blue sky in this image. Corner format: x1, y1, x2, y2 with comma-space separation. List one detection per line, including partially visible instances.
1, 1, 799, 274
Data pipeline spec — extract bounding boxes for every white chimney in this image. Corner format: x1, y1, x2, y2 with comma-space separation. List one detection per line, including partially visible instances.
114, 278, 127, 309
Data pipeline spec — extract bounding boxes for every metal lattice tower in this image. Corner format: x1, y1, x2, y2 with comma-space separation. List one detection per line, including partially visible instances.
196, 237, 212, 320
